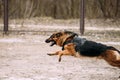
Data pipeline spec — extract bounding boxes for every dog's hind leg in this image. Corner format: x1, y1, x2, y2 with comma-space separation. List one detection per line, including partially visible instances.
102, 50, 120, 68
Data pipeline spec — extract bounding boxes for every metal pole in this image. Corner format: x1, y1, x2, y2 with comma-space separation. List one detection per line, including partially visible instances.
80, 0, 85, 35
4, 0, 8, 34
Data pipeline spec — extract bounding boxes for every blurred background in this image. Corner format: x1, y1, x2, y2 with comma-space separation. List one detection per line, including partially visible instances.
0, 0, 120, 19
0, 1, 120, 80
0, 0, 120, 36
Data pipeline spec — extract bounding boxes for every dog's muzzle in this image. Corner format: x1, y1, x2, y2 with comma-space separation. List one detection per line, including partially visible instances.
45, 39, 56, 46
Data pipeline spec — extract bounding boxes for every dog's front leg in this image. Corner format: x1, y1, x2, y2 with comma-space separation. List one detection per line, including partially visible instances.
47, 51, 63, 62
58, 53, 63, 62
47, 51, 60, 56
58, 50, 70, 62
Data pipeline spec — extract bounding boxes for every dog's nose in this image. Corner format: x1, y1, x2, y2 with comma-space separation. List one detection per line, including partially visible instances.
45, 39, 50, 43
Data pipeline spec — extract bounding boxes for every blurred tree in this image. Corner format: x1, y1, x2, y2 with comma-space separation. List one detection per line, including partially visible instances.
0, 0, 3, 17
0, 0, 119, 19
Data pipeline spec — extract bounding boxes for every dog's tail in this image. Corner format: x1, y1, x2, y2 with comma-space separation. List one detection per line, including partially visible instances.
101, 48, 120, 68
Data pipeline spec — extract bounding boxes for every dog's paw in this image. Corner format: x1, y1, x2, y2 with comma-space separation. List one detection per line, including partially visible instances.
58, 58, 61, 62
47, 53, 53, 56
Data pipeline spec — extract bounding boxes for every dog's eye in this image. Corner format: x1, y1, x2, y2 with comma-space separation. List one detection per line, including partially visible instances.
56, 33, 62, 37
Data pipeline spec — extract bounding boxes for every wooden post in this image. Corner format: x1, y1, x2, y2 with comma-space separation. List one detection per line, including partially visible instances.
80, 0, 85, 35
4, 0, 8, 34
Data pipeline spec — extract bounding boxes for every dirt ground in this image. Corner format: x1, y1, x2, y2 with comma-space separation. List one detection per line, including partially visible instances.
0, 18, 120, 80
0, 34, 120, 80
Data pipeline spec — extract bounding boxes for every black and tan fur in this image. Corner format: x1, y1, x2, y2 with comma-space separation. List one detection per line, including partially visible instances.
45, 31, 120, 68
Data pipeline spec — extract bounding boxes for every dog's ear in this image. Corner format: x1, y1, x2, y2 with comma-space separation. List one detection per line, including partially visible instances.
64, 31, 78, 37
66, 34, 77, 40
64, 30, 78, 37
64, 33, 78, 42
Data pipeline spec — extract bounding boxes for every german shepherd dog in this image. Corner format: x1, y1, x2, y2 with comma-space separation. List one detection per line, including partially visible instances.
45, 31, 120, 68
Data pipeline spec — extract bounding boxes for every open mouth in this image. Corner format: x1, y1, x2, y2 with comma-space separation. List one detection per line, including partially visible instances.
50, 41, 56, 46
45, 39, 56, 46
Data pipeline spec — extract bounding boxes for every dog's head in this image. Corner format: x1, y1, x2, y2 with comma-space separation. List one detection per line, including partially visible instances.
45, 31, 78, 46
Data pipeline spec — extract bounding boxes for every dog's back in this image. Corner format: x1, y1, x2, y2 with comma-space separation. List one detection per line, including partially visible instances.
75, 40, 108, 57
63, 37, 109, 57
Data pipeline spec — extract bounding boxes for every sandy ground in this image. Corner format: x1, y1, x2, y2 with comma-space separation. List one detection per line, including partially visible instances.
0, 18, 120, 80
0, 34, 120, 80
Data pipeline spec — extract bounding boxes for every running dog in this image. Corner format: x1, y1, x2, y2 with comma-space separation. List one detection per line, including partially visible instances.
45, 31, 120, 68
